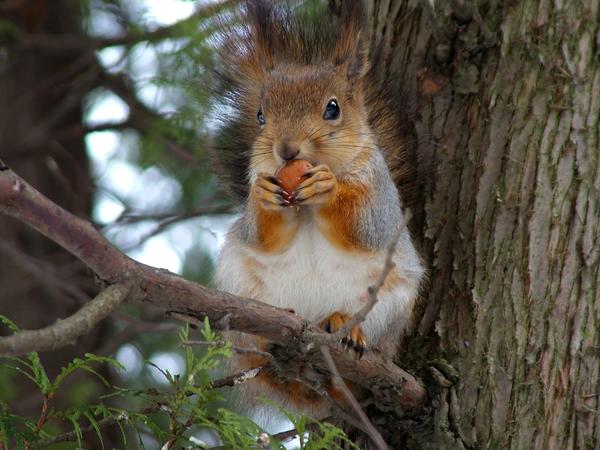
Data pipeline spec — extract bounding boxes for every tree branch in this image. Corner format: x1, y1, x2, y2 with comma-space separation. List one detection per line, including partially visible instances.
113, 205, 232, 224
211, 367, 263, 389
0, 283, 131, 356
321, 346, 388, 450
17, 0, 238, 54
113, 204, 233, 251
98, 71, 204, 165
0, 241, 90, 303
180, 340, 274, 360
0, 164, 426, 411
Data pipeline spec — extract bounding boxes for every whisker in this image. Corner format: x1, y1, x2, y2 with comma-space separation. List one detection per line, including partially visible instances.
311, 130, 379, 141
306, 123, 329, 142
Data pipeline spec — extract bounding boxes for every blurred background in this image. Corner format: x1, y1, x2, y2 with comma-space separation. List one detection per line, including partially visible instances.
0, 0, 285, 447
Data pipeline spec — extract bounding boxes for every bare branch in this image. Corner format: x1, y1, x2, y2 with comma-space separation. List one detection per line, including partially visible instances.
211, 367, 263, 389
321, 346, 389, 450
98, 71, 204, 165
0, 241, 89, 303
53, 120, 134, 140
180, 340, 274, 360
0, 166, 426, 411
334, 210, 412, 341
0, 283, 131, 356
114, 204, 233, 251
15, 65, 101, 154
94, 311, 179, 356
17, 0, 238, 53
113, 204, 233, 224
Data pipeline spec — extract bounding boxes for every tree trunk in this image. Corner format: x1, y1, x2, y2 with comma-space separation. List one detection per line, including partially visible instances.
370, 0, 600, 448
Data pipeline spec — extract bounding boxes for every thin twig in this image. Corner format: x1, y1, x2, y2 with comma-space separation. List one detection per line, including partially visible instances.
167, 311, 205, 328
0, 241, 90, 303
279, 369, 375, 439
97, 71, 202, 162
19, 1, 238, 53
334, 210, 412, 341
96, 313, 180, 355
0, 284, 132, 356
16, 65, 100, 154
180, 340, 274, 360
321, 346, 388, 450
54, 120, 133, 139
113, 311, 180, 333
114, 204, 232, 224
211, 366, 263, 389
116, 205, 233, 252
24, 394, 53, 450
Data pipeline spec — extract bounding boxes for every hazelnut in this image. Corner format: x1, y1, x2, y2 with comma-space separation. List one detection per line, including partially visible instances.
275, 160, 313, 201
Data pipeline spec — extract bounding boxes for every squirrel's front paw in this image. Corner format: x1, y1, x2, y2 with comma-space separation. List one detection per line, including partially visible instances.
292, 165, 337, 206
254, 173, 292, 211
320, 311, 367, 358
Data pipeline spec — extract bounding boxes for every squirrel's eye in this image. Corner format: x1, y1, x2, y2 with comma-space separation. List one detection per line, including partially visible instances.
323, 99, 340, 120
257, 110, 266, 126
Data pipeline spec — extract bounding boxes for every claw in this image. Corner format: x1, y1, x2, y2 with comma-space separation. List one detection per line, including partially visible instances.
319, 312, 367, 357
255, 173, 292, 210
266, 175, 281, 185
355, 343, 366, 360
289, 165, 336, 206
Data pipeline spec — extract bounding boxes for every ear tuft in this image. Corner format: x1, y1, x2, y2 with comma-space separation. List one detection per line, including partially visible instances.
333, 0, 369, 82
244, 0, 279, 72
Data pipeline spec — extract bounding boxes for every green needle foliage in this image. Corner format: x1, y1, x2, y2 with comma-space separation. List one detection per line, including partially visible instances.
0, 316, 353, 449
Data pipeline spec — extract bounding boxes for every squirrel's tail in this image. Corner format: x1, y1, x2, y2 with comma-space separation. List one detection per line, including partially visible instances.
365, 76, 419, 210
210, 0, 419, 209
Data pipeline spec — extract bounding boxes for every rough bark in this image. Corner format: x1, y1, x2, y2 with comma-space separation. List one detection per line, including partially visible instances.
370, 0, 600, 448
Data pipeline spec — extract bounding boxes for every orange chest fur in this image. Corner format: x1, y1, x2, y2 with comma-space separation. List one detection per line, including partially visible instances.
317, 181, 370, 251
252, 181, 371, 253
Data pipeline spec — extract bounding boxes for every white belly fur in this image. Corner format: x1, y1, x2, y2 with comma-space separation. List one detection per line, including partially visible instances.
215, 218, 422, 346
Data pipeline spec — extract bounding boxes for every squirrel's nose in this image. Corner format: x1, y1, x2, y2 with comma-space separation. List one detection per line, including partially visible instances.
278, 141, 300, 161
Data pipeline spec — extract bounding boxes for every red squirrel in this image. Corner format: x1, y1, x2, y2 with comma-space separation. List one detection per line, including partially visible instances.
212, 0, 424, 428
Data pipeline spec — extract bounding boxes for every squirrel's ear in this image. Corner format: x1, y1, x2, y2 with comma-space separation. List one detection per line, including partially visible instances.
333, 1, 369, 82
245, 0, 276, 73
334, 32, 369, 82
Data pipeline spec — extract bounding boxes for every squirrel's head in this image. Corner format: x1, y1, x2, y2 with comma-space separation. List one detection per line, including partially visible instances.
216, 1, 373, 180
251, 58, 371, 175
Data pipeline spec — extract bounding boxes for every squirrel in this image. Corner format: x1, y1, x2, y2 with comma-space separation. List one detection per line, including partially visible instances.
211, 0, 424, 429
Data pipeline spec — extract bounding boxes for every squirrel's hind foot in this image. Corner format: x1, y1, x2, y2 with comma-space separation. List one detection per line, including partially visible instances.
320, 312, 367, 359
